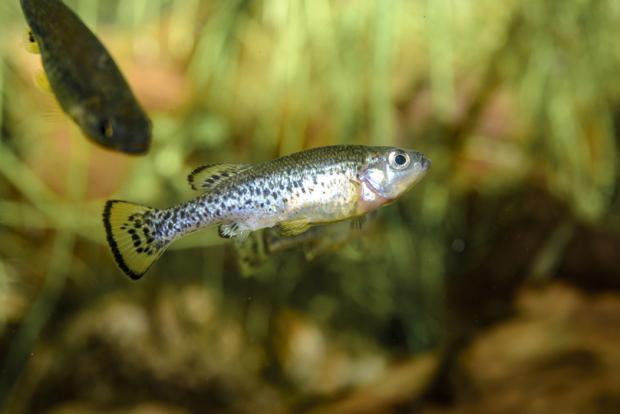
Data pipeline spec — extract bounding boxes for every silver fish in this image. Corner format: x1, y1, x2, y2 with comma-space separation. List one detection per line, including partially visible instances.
103, 145, 431, 279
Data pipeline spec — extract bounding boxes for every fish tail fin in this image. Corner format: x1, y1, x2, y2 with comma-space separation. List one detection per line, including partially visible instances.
102, 200, 169, 280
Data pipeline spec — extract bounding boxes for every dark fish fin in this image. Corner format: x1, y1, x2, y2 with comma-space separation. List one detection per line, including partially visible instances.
276, 219, 311, 237
187, 164, 252, 191
102, 200, 168, 280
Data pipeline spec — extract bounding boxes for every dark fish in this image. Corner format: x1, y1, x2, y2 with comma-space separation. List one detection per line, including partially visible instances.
102, 145, 431, 279
20, 0, 152, 154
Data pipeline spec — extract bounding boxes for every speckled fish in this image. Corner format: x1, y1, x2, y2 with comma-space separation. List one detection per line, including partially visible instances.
103, 145, 431, 279
20, 0, 151, 154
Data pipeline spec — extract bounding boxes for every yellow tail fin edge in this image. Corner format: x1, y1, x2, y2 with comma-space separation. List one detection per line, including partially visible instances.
103, 200, 166, 280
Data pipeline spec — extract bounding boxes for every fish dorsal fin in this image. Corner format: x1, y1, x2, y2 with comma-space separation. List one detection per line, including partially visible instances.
187, 163, 252, 191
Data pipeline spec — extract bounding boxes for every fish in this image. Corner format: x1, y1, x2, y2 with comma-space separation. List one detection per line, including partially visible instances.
20, 0, 152, 154
102, 145, 431, 279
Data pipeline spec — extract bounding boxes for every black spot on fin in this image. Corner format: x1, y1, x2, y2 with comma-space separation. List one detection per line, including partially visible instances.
102, 200, 168, 280
218, 222, 250, 239
218, 222, 239, 238
24, 29, 40, 54
187, 163, 252, 191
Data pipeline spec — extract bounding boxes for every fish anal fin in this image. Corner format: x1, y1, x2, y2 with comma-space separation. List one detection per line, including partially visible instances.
218, 222, 249, 239
187, 163, 252, 191
276, 219, 311, 237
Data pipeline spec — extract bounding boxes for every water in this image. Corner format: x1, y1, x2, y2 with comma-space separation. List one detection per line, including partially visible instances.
0, 0, 619, 413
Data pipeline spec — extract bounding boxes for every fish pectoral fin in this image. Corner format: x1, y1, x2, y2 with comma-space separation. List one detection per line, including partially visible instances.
34, 70, 51, 93
24, 29, 40, 54
187, 164, 252, 191
276, 219, 311, 237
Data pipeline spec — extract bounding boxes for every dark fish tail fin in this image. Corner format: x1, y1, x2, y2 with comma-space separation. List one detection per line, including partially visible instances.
103, 200, 169, 280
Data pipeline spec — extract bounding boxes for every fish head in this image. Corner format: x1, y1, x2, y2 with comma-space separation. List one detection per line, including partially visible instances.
359, 147, 430, 203
75, 102, 152, 155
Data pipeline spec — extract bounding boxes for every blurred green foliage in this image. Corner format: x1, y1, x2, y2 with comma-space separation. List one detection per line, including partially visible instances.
0, 0, 619, 412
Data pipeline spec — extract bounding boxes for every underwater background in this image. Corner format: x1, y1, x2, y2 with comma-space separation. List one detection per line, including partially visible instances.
1, 0, 620, 413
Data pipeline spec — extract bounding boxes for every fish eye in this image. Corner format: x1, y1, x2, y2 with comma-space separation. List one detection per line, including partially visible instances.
388, 151, 410, 170
99, 119, 114, 138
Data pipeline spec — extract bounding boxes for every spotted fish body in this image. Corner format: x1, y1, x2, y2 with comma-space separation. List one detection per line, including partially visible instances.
20, 0, 151, 154
103, 145, 431, 279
